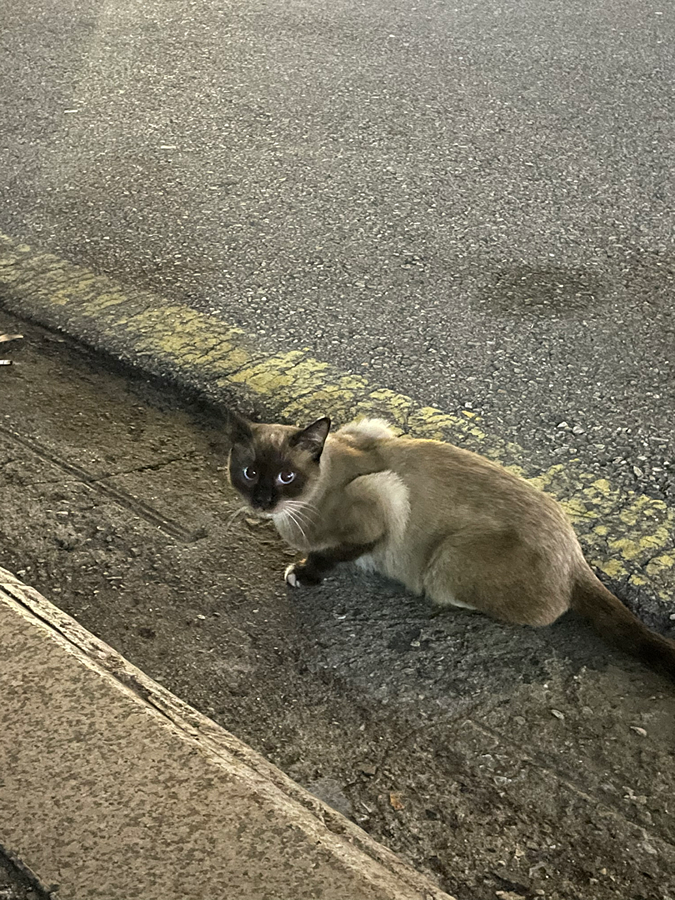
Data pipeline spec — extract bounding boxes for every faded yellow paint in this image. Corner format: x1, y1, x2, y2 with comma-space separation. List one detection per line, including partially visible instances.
76, 290, 130, 313
230, 353, 331, 396
597, 559, 629, 579
0, 230, 673, 606
280, 384, 370, 424
608, 538, 649, 562
528, 464, 567, 493
630, 574, 649, 587
504, 464, 527, 478
407, 407, 465, 440
646, 553, 675, 576
619, 495, 659, 526
561, 498, 597, 522
360, 389, 415, 428
591, 478, 612, 496
466, 425, 488, 441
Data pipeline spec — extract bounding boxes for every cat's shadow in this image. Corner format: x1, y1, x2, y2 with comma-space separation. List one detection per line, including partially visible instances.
292, 566, 627, 717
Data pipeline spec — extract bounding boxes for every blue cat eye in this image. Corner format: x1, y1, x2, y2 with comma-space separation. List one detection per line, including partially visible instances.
243, 466, 258, 481
277, 470, 296, 485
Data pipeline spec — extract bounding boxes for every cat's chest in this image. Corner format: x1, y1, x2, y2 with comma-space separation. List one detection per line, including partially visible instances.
272, 509, 316, 551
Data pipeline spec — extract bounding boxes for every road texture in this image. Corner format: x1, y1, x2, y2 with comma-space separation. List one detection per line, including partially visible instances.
0, 0, 673, 498
1, 232, 674, 630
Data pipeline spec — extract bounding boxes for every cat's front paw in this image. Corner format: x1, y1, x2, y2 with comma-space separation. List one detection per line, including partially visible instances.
284, 562, 301, 588
284, 560, 322, 588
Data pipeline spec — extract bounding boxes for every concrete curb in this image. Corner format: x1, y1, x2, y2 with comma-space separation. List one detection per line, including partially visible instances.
0, 232, 673, 614
0, 566, 452, 900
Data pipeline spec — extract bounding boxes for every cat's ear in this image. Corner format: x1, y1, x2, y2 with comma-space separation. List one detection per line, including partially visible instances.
227, 409, 253, 446
291, 417, 331, 459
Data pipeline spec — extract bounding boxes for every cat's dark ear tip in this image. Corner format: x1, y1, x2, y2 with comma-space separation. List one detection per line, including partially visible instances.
227, 408, 253, 442
308, 416, 331, 440
291, 416, 331, 454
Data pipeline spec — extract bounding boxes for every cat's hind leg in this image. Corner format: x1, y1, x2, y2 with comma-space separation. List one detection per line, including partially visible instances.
421, 531, 568, 626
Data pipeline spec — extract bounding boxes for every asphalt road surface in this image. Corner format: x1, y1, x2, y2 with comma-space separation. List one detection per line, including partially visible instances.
1, 0, 673, 499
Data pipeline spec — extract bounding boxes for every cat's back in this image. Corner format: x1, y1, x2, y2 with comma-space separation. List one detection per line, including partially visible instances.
336, 417, 398, 446
347, 420, 569, 530
338, 418, 491, 492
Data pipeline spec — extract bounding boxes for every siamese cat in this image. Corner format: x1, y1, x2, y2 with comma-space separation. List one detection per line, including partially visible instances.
228, 414, 675, 680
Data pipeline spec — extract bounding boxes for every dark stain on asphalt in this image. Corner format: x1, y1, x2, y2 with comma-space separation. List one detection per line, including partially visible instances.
485, 264, 605, 317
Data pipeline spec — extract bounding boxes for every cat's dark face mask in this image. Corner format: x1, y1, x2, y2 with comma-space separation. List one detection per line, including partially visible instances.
227, 416, 330, 515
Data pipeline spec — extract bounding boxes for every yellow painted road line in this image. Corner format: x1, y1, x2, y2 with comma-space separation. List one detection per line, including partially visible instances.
0, 233, 673, 606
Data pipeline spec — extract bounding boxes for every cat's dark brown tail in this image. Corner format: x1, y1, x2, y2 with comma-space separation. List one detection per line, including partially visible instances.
571, 569, 675, 680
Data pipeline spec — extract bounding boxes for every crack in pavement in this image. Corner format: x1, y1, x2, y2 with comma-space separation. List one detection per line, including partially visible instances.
465, 716, 675, 856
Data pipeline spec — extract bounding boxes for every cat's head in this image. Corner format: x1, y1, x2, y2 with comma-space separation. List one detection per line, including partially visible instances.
228, 414, 331, 515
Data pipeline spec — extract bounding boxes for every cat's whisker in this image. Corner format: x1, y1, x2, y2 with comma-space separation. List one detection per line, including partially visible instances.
224, 505, 248, 533
285, 509, 307, 543
293, 499, 320, 517
283, 504, 316, 533
289, 506, 314, 526
278, 509, 297, 540
283, 507, 309, 544
284, 500, 319, 524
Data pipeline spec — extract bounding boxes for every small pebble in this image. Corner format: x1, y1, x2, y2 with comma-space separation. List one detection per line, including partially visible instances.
389, 791, 404, 811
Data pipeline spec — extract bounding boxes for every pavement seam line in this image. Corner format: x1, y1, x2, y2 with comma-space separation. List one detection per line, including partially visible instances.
0, 424, 197, 542
0, 232, 673, 607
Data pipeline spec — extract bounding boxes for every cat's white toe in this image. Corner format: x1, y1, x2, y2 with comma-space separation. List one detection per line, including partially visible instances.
284, 564, 299, 588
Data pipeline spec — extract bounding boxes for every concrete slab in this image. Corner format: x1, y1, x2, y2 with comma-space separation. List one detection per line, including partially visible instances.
0, 567, 451, 900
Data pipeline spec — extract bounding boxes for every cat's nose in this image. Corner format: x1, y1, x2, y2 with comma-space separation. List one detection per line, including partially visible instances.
251, 491, 274, 511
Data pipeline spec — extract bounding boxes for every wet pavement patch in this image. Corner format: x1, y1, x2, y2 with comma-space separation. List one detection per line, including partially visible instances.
484, 264, 605, 316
